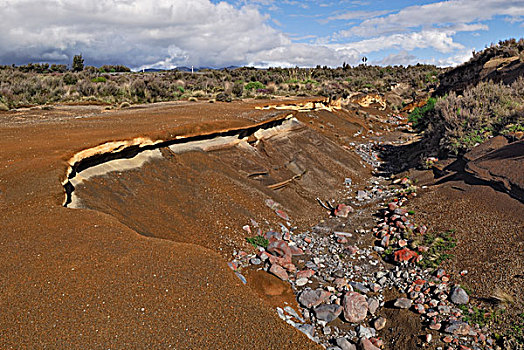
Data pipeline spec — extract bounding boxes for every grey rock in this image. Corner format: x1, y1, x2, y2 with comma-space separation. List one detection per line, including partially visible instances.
450, 286, 469, 305
357, 325, 376, 339
349, 282, 370, 294
299, 288, 331, 308
367, 297, 379, 315
336, 337, 357, 350
444, 321, 471, 336
394, 297, 412, 309
297, 323, 315, 338
314, 304, 343, 323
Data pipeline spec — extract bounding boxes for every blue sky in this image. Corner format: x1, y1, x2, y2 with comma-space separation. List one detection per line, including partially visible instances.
0, 0, 523, 69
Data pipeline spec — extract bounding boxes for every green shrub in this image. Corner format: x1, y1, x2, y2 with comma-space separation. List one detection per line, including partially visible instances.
245, 81, 265, 91
91, 76, 107, 83
408, 97, 436, 130
246, 236, 269, 248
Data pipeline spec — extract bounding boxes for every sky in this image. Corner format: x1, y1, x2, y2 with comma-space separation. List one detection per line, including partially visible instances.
0, 0, 523, 70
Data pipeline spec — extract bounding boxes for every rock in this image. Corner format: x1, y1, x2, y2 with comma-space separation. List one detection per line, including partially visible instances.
393, 248, 419, 263
296, 278, 308, 286
299, 288, 331, 308
358, 337, 380, 350
336, 337, 357, 350
394, 298, 412, 309
373, 316, 386, 330
414, 304, 425, 314
367, 297, 379, 315
275, 209, 290, 221
250, 257, 262, 265
297, 323, 315, 339
323, 326, 331, 335
450, 287, 469, 305
269, 264, 289, 281
234, 272, 247, 284
314, 304, 343, 323
343, 292, 368, 323
426, 334, 432, 343
429, 322, 441, 330
335, 204, 353, 218
444, 321, 471, 336
297, 269, 315, 279
349, 282, 369, 294
267, 240, 292, 261
289, 245, 304, 256
357, 325, 376, 339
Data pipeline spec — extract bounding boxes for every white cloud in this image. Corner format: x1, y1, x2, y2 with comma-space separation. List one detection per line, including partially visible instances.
322, 10, 390, 23
0, 0, 354, 69
339, 0, 524, 38
330, 30, 465, 55
372, 50, 417, 66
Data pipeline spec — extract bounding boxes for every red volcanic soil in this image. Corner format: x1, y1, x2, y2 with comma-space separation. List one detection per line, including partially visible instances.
1, 98, 381, 348
0, 100, 337, 348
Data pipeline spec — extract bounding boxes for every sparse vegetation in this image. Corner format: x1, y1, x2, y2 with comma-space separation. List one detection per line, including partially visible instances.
422, 78, 524, 155
0, 63, 440, 110
246, 235, 269, 249
416, 229, 456, 269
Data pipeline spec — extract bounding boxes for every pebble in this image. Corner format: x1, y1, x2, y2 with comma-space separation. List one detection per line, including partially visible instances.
359, 337, 380, 350
357, 325, 376, 339
373, 316, 386, 331
336, 337, 356, 350
269, 264, 289, 281
296, 278, 309, 286
450, 287, 469, 305
394, 297, 412, 309
367, 297, 379, 315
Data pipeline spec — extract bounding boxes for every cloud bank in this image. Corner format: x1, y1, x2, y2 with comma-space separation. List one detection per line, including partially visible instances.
0, 0, 522, 68
0, 0, 359, 69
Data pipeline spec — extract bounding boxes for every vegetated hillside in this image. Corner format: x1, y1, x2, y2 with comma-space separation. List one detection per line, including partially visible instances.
0, 62, 441, 110
435, 38, 524, 96
407, 38, 524, 158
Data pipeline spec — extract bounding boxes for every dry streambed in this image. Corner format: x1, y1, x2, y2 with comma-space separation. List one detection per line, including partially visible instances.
61, 103, 501, 350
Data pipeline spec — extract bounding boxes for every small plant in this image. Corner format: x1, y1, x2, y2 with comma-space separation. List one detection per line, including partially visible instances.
91, 76, 107, 83
416, 229, 456, 269
245, 236, 269, 249
408, 97, 436, 130
245, 81, 265, 91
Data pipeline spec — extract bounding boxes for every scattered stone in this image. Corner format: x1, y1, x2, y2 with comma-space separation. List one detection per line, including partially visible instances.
444, 321, 471, 336
267, 240, 292, 261
336, 337, 357, 350
373, 316, 386, 331
357, 325, 375, 339
426, 334, 432, 343
314, 304, 343, 323
296, 278, 309, 286
359, 337, 380, 350
250, 257, 261, 265
299, 289, 331, 308
394, 297, 412, 309
234, 272, 247, 284
297, 323, 315, 339
429, 322, 442, 330
450, 287, 469, 305
393, 248, 419, 263
367, 297, 379, 315
343, 292, 368, 323
274, 208, 290, 220
269, 264, 289, 281
335, 204, 353, 218
297, 269, 315, 280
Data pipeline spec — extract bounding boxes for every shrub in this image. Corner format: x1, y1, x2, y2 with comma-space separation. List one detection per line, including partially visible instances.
245, 81, 265, 91
91, 76, 107, 83
63, 73, 78, 85
408, 97, 436, 130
